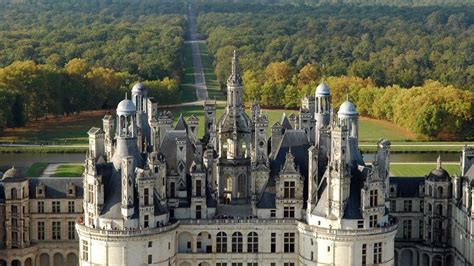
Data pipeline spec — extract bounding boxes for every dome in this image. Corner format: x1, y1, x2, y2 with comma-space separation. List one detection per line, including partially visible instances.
2, 166, 25, 182
427, 168, 450, 181
131, 82, 146, 95
338, 101, 358, 116
116, 99, 136, 115
315, 82, 330, 96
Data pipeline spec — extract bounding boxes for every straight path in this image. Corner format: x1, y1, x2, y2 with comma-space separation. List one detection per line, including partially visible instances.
187, 5, 208, 101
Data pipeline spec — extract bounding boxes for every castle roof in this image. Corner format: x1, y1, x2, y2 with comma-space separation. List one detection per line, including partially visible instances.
132, 82, 146, 94
2, 166, 26, 182
117, 99, 136, 114
338, 100, 358, 116
315, 82, 330, 96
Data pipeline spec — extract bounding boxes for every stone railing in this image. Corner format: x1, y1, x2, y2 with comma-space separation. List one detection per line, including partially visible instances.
76, 218, 179, 237
298, 219, 398, 236
180, 218, 297, 226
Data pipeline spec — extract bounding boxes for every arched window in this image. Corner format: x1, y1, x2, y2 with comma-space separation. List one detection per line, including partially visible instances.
247, 232, 258, 253
428, 185, 433, 197
11, 188, 17, 200
216, 232, 227, 253
232, 232, 243, 253
436, 204, 443, 216
438, 186, 443, 198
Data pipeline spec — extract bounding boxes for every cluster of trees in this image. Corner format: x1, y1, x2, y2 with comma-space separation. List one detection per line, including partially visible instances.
0, 1, 185, 80
0, 1, 187, 132
241, 61, 473, 139
195, 0, 473, 6
0, 59, 180, 131
197, 3, 473, 91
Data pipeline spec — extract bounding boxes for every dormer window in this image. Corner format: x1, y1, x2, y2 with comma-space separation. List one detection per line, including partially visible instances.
36, 183, 45, 198
67, 183, 76, 197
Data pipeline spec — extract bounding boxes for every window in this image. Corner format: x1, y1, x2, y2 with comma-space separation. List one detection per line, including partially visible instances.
404, 200, 412, 212
68, 201, 75, 213
217, 232, 227, 253
148, 255, 152, 264
38, 221, 45, 240
52, 221, 61, 240
88, 184, 94, 203
144, 215, 149, 228
419, 221, 424, 239
196, 180, 202, 197
68, 221, 75, 240
403, 220, 412, 239
270, 209, 276, 218
52, 201, 60, 213
420, 200, 424, 212
284, 206, 295, 218
369, 215, 378, 228
232, 232, 243, 253
11, 205, 17, 213
148, 241, 152, 248
284, 181, 295, 198
231, 263, 243, 266
11, 188, 17, 199
247, 263, 258, 266
390, 200, 396, 212
170, 182, 175, 198
283, 263, 295, 266
144, 188, 149, 205
284, 232, 295, 253
82, 240, 89, 261
271, 232, 276, 253
373, 242, 382, 264
37, 201, 44, 213
217, 264, 227, 266
247, 232, 258, 253
12, 218, 17, 227
196, 205, 201, 219
358, 220, 364, 229
369, 189, 378, 207
362, 244, 367, 265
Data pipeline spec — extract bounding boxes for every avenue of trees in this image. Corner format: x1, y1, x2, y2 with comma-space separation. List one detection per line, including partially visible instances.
0, 1, 186, 132
196, 2, 473, 139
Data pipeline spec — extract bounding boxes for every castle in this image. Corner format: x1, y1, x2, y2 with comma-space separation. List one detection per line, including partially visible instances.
0, 52, 472, 266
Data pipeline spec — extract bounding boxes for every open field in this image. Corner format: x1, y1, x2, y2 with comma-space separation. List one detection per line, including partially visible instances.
179, 42, 198, 103
24, 162, 49, 177
198, 42, 225, 101
0, 103, 471, 153
51, 164, 85, 177
390, 163, 460, 176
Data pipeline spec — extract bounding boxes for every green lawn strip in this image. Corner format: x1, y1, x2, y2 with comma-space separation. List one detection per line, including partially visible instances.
0, 146, 88, 154
25, 162, 49, 177
51, 165, 85, 177
198, 42, 225, 101
179, 42, 197, 102
390, 163, 460, 177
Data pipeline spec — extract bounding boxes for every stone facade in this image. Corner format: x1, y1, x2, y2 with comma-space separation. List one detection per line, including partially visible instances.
75, 52, 398, 266
0, 168, 82, 266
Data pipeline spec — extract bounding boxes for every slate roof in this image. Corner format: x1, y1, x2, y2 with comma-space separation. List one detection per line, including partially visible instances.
28, 177, 84, 199
390, 177, 425, 198
174, 114, 187, 130
160, 130, 194, 173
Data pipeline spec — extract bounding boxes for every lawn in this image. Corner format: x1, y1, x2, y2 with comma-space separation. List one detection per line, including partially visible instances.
25, 162, 49, 177
199, 42, 225, 101
179, 42, 198, 103
390, 163, 460, 176
52, 164, 85, 177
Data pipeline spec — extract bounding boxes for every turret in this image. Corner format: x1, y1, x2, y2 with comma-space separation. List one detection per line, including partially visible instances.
314, 82, 331, 135
121, 156, 135, 218
226, 50, 243, 109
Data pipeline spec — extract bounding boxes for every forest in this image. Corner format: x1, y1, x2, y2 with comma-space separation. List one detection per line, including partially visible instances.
0, 1, 186, 131
196, 2, 473, 139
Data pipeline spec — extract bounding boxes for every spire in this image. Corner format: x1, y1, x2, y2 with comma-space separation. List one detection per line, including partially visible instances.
436, 155, 442, 170
125, 92, 128, 100
231, 50, 238, 76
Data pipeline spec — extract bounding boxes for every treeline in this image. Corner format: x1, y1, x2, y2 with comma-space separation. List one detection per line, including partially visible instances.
194, 0, 473, 6
0, 59, 180, 131
243, 62, 473, 140
197, 3, 473, 91
0, 1, 185, 80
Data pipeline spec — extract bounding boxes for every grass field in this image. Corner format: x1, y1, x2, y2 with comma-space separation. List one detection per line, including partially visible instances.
52, 164, 84, 177
25, 162, 49, 177
390, 163, 460, 176
179, 42, 198, 103
199, 42, 225, 101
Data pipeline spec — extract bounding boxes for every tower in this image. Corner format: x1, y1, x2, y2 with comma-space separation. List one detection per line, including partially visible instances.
314, 82, 331, 145
132, 82, 149, 152
102, 114, 114, 160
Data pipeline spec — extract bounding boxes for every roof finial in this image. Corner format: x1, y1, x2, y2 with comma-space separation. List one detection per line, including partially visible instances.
125, 92, 128, 100
346, 93, 349, 102
231, 50, 238, 75
437, 155, 442, 170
